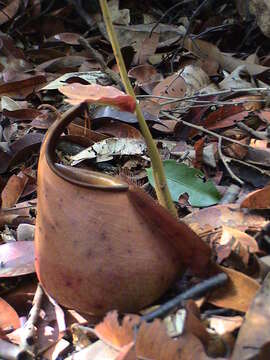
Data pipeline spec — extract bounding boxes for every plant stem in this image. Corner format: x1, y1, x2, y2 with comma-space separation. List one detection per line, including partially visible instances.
99, 0, 177, 217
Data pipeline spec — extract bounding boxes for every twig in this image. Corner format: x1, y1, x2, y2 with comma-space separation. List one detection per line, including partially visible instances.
219, 184, 240, 204
162, 110, 254, 149
218, 137, 244, 185
236, 122, 269, 140
137, 86, 270, 105
0, 339, 32, 360
78, 37, 123, 88
99, 0, 178, 217
181, 0, 211, 47
150, 0, 194, 35
140, 273, 228, 323
20, 284, 44, 355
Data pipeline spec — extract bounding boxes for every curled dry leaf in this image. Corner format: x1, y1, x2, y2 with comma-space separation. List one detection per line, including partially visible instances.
184, 38, 270, 75
0, 132, 44, 174
1, 172, 29, 208
97, 121, 143, 139
152, 65, 210, 110
0, 75, 46, 97
46, 32, 81, 45
208, 315, 243, 336
240, 184, 270, 209
94, 311, 214, 360
59, 83, 136, 113
215, 226, 259, 265
183, 204, 266, 236
0, 0, 20, 25
0, 297, 20, 332
0, 241, 35, 277
208, 266, 260, 313
231, 273, 270, 360
128, 64, 161, 85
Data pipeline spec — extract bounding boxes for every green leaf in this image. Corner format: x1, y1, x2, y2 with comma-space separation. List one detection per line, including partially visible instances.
146, 160, 221, 207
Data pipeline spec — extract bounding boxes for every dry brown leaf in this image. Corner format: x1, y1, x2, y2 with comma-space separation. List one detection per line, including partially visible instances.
231, 273, 270, 359
94, 311, 214, 360
183, 204, 266, 235
208, 315, 243, 336
1, 172, 29, 208
241, 185, 270, 209
152, 65, 209, 110
128, 64, 161, 85
0, 0, 19, 25
135, 32, 160, 65
0, 297, 20, 332
0, 241, 35, 277
97, 122, 143, 139
184, 38, 269, 75
68, 122, 108, 142
0, 75, 46, 97
208, 266, 260, 313
215, 226, 259, 265
59, 83, 136, 112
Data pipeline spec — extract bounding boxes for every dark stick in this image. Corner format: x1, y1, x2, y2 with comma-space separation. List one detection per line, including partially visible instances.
141, 273, 228, 323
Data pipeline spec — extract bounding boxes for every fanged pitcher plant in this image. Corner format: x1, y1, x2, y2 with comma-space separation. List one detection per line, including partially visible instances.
35, 104, 211, 315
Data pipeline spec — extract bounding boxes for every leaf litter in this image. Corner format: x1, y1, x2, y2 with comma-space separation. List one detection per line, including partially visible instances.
1, 0, 270, 359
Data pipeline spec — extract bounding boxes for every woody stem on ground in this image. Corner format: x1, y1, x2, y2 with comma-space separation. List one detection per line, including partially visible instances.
99, 0, 178, 218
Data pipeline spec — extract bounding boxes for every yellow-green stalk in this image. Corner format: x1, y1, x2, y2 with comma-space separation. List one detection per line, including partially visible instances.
99, 0, 177, 218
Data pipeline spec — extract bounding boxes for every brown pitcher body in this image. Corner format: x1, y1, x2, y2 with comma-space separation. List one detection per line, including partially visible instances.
35, 105, 183, 315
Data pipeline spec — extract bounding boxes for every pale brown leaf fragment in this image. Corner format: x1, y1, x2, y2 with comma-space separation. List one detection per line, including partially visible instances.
1, 172, 29, 208
208, 266, 260, 313
231, 272, 270, 359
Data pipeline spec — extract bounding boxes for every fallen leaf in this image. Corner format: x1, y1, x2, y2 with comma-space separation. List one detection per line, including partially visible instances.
68, 122, 108, 142
3, 108, 48, 122
0, 297, 20, 332
184, 38, 270, 75
231, 272, 270, 359
59, 83, 136, 113
208, 315, 243, 335
208, 266, 260, 312
99, 23, 185, 50
240, 185, 270, 209
1, 172, 29, 208
0, 75, 46, 97
0, 241, 35, 277
152, 65, 210, 110
71, 138, 146, 165
128, 64, 161, 85
0, 132, 44, 174
97, 121, 143, 139
135, 32, 160, 64
94, 311, 214, 360
184, 204, 266, 235
92, 105, 162, 126
0, 0, 19, 25
46, 32, 81, 45
147, 160, 221, 207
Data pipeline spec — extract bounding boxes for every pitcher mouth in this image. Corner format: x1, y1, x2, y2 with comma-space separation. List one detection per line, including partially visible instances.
45, 104, 128, 191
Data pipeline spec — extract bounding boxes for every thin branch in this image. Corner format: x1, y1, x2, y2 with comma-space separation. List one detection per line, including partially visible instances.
140, 273, 228, 323
218, 137, 244, 185
236, 122, 269, 140
162, 110, 254, 149
78, 37, 123, 88
20, 284, 44, 356
99, 0, 177, 217
137, 86, 270, 105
